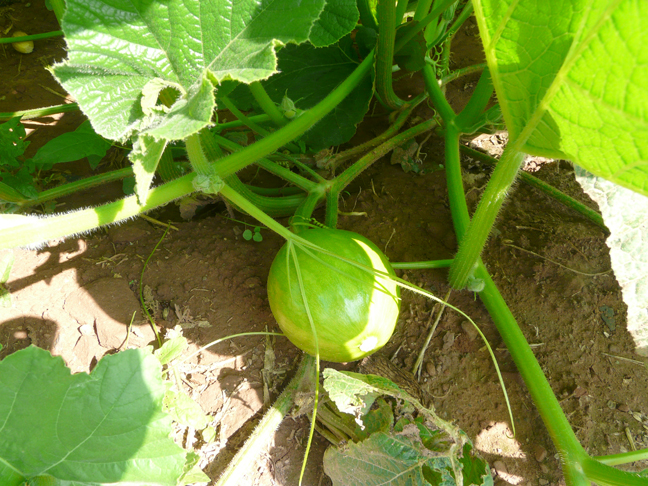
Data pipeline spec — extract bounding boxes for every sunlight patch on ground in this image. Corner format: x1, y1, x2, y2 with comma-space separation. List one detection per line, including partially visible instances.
475, 421, 527, 485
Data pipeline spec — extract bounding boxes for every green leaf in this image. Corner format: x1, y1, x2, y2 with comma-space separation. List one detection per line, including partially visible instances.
232, 42, 373, 150
324, 428, 493, 486
31, 121, 112, 170
0, 251, 14, 308
473, 0, 648, 197
309, 0, 359, 48
155, 336, 189, 365
164, 389, 211, 430
0, 346, 186, 485
130, 134, 168, 203
0, 117, 28, 166
575, 167, 648, 356
52, 0, 327, 144
324, 430, 455, 486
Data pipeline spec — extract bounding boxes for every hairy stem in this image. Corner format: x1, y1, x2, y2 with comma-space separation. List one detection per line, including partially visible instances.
248, 81, 287, 127
0, 103, 79, 121
215, 355, 316, 486
459, 145, 606, 229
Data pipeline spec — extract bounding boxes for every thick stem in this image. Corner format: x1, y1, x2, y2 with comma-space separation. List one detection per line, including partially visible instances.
459, 145, 606, 229
394, 0, 458, 53
375, 0, 405, 110
291, 190, 326, 233
331, 118, 437, 194
454, 69, 494, 132
581, 457, 648, 486
448, 144, 525, 289
209, 52, 375, 179
248, 81, 287, 127
476, 265, 589, 485
23, 168, 134, 207
48, 0, 66, 24
356, 0, 378, 31
215, 354, 316, 486
210, 132, 318, 192
0, 173, 196, 249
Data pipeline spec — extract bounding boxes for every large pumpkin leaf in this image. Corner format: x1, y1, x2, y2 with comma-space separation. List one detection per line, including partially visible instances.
0, 346, 186, 485
473, 0, 648, 197
53, 0, 326, 143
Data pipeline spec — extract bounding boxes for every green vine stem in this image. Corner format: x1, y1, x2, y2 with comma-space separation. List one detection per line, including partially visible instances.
459, 145, 606, 229
594, 448, 648, 466
439, 63, 487, 86
209, 132, 318, 192
215, 354, 316, 486
327, 92, 428, 171
356, 0, 378, 31
0, 103, 79, 121
0, 31, 63, 44
391, 259, 453, 269
394, 0, 458, 53
291, 190, 326, 233
215, 113, 270, 131
208, 52, 374, 179
375, 0, 405, 110
430, 62, 647, 486
331, 117, 438, 194
48, 0, 66, 24
0, 172, 196, 250
21, 167, 134, 208
454, 69, 494, 132
449, 141, 526, 289
248, 81, 287, 127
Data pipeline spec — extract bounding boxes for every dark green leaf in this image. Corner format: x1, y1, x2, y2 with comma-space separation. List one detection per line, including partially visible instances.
31, 121, 111, 169
0, 117, 28, 166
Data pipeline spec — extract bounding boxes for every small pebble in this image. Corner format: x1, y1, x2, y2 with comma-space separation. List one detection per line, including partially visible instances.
617, 403, 630, 413
539, 479, 549, 486
492, 460, 508, 475
573, 386, 587, 398
425, 361, 436, 377
534, 445, 547, 462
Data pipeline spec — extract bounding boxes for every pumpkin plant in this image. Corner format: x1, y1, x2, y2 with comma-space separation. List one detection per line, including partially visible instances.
1, 0, 648, 485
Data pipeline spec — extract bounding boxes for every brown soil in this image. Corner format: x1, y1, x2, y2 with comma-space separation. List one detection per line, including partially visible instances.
2, 3, 648, 486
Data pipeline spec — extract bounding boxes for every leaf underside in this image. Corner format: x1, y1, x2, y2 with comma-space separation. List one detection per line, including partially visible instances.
474, 0, 648, 197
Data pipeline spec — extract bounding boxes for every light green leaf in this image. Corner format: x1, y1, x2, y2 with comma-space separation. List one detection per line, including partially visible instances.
0, 251, 13, 308
155, 336, 189, 365
473, 0, 648, 196
130, 134, 168, 204
0, 346, 186, 485
575, 167, 648, 356
52, 0, 327, 143
310, 0, 359, 47
164, 389, 211, 430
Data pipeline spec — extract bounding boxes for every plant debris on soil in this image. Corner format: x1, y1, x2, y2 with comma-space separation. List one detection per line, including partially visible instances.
2, 3, 648, 485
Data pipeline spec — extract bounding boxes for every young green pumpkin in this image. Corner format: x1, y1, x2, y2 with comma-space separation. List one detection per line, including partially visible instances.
267, 228, 400, 362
